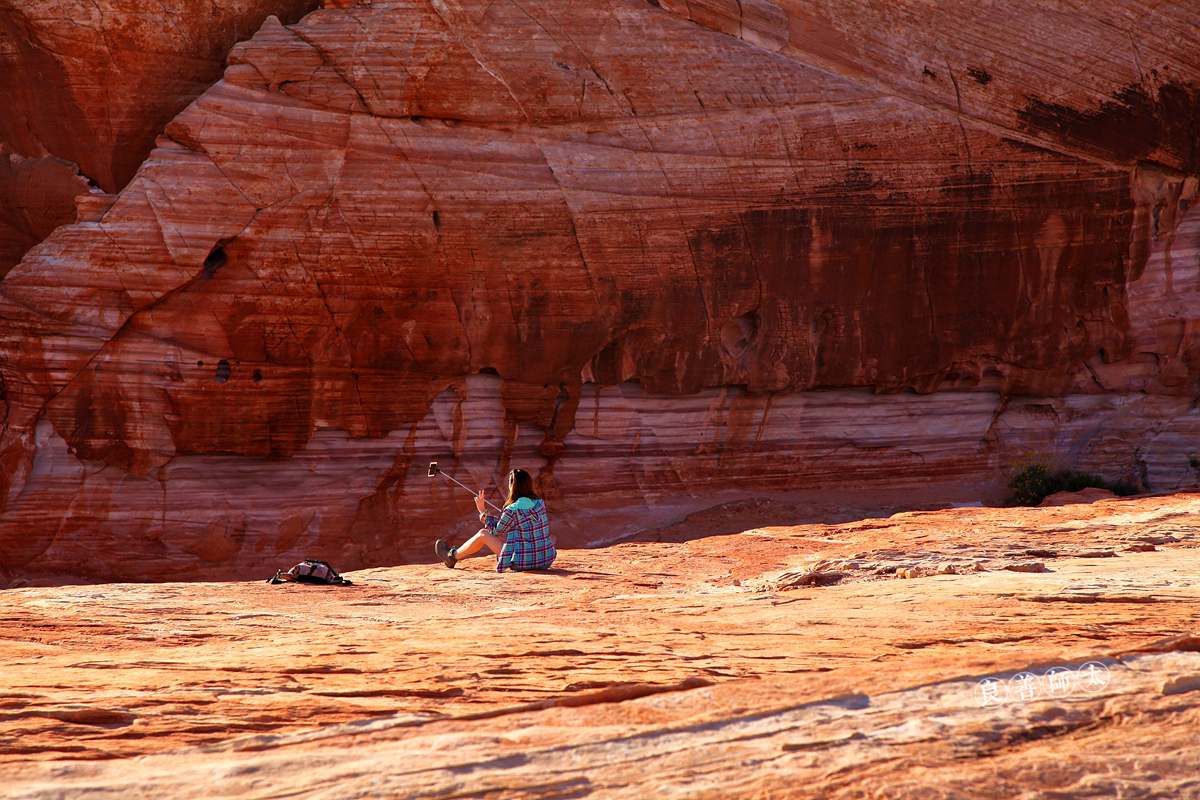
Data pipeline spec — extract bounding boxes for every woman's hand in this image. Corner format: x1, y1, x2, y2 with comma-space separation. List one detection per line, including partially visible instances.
475, 489, 487, 514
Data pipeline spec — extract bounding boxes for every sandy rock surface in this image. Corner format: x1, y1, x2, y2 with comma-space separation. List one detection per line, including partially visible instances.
1039, 487, 1120, 507
2, 492, 1199, 796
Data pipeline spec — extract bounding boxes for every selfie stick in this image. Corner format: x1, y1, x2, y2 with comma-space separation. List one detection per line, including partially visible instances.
427, 462, 503, 512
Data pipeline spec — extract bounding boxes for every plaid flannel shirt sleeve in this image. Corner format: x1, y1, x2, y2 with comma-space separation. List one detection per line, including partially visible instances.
481, 509, 516, 572
484, 509, 514, 536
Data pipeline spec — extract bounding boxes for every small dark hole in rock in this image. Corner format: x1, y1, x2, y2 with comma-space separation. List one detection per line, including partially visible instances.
352, 373, 360, 380
720, 313, 758, 359
197, 360, 204, 367
252, 369, 263, 383
431, 210, 440, 230
480, 367, 500, 376
646, 0, 660, 6
202, 246, 227, 279
215, 359, 231, 384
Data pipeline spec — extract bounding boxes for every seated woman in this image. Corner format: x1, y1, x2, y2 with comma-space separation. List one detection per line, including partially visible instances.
434, 468, 556, 572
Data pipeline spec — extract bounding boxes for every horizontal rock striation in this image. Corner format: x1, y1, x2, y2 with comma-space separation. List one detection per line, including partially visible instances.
0, 0, 321, 270
0, 146, 91, 276
0, 0, 322, 194
0, 0, 1198, 582
663, 0, 1200, 173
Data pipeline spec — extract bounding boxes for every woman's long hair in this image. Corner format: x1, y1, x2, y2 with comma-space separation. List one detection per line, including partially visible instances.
506, 468, 539, 506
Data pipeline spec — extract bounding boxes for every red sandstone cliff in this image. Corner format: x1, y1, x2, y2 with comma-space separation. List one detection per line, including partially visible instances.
0, 0, 321, 272
0, 0, 1197, 584
0, 0, 321, 193
0, 146, 90, 277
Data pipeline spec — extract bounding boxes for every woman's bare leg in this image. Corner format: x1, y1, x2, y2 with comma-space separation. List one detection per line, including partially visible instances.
454, 530, 504, 558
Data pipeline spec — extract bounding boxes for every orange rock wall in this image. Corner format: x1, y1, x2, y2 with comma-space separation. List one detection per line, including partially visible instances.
0, 0, 321, 271
0, 0, 321, 193
0, 147, 90, 276
664, 0, 1200, 172
0, 0, 1198, 583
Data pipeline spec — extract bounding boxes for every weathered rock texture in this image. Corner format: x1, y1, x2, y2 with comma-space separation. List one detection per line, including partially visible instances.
0, 0, 322, 193
0, 0, 1199, 583
666, 0, 1200, 173
1, 494, 1199, 795
0, 146, 90, 276
0, 0, 321, 269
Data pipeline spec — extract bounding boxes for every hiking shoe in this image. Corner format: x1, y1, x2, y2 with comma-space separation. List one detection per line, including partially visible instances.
434, 539, 457, 568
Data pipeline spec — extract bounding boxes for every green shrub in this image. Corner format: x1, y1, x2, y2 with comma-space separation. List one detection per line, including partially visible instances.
1007, 463, 1049, 506
1006, 464, 1137, 506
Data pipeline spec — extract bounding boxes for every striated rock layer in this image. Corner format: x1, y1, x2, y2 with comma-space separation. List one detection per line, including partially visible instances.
666, 0, 1200, 173
0, 0, 1199, 582
0, 0, 322, 193
1, 494, 1199, 795
0, 0, 322, 268
0, 146, 90, 276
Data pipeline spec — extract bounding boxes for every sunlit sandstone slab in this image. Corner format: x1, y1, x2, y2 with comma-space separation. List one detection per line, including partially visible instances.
0, 493, 1198, 795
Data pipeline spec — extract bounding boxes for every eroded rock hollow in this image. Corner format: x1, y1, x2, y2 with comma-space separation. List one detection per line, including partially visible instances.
1, 0, 1198, 583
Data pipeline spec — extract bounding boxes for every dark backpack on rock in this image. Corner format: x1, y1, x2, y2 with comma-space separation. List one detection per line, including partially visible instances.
268, 559, 352, 586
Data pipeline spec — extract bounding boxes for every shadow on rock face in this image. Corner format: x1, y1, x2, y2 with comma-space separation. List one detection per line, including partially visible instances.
1018, 81, 1200, 172
624, 496, 930, 544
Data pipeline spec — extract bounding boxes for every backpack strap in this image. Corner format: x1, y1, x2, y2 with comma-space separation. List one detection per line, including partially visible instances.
304, 559, 341, 581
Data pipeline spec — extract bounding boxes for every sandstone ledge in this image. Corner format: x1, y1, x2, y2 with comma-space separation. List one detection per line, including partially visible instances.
2, 492, 1198, 796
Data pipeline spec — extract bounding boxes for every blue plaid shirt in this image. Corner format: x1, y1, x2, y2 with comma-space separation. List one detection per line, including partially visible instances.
484, 498, 556, 572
